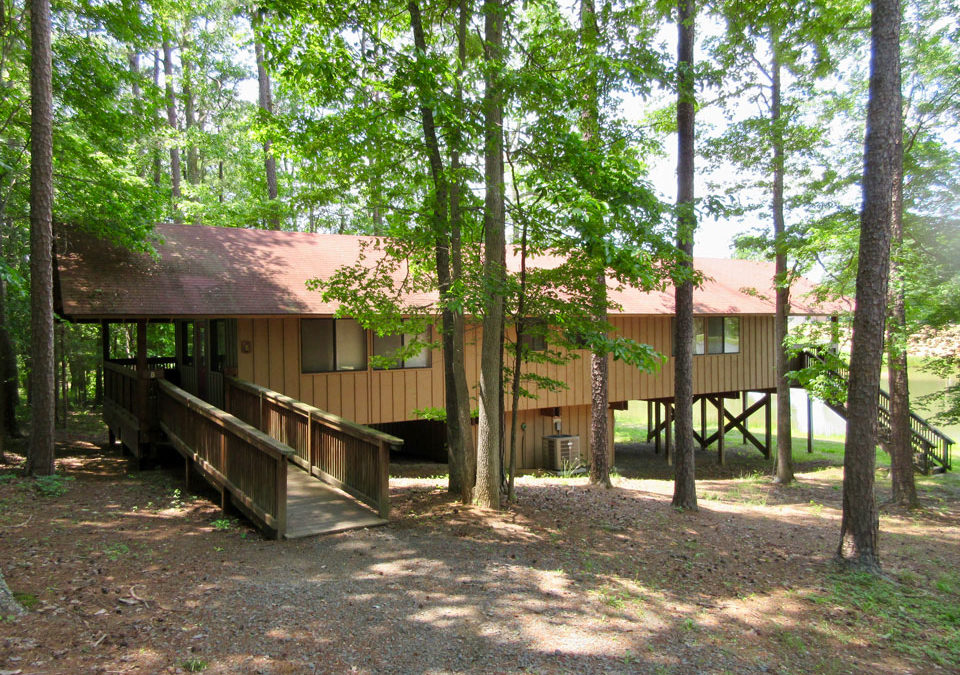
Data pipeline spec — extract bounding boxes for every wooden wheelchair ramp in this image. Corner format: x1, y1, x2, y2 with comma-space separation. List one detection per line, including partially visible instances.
285, 465, 386, 538
135, 375, 401, 540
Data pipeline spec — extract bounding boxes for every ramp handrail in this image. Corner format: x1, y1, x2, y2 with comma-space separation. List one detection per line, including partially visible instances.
224, 377, 401, 519
157, 379, 292, 538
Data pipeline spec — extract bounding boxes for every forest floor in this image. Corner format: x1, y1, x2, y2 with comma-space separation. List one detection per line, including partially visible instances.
1, 413, 958, 674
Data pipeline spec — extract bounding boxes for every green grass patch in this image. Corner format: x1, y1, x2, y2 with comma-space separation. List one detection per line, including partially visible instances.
12, 592, 38, 609
32, 474, 75, 497
103, 543, 130, 561
812, 570, 960, 668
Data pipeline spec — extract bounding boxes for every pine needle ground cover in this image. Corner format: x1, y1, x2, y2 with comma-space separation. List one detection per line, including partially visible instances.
0, 414, 957, 674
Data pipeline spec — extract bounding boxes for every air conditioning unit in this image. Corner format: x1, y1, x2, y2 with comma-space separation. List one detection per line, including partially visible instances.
543, 434, 581, 471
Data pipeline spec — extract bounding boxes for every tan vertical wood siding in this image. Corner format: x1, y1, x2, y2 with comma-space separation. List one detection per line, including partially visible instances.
238, 314, 776, 447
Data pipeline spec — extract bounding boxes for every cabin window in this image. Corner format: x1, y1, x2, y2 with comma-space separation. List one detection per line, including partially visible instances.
693, 318, 705, 355
372, 325, 432, 369
181, 322, 195, 366
705, 316, 740, 354
520, 319, 548, 352
301, 318, 367, 373
724, 317, 740, 353
674, 316, 741, 355
707, 317, 724, 354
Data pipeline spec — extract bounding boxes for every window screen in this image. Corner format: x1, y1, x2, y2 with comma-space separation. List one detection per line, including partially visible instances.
372, 326, 431, 369
301, 319, 335, 373
693, 318, 705, 355
724, 317, 740, 354
707, 317, 725, 354
403, 329, 431, 368
335, 319, 367, 371
372, 333, 403, 370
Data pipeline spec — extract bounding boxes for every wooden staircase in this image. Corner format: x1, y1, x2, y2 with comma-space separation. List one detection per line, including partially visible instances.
799, 351, 954, 474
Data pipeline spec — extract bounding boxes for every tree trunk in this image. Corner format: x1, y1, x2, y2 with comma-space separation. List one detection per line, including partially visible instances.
578, 0, 612, 488
58, 322, 67, 429
671, 0, 697, 510
152, 51, 163, 187
886, 140, 915, 507
837, 0, 900, 571
253, 10, 280, 230
475, 0, 505, 510
407, 0, 475, 502
182, 24, 200, 187
128, 50, 141, 100
771, 31, 794, 484
0, 229, 20, 438
507, 222, 527, 501
163, 38, 182, 222
449, 0, 476, 500
26, 0, 56, 476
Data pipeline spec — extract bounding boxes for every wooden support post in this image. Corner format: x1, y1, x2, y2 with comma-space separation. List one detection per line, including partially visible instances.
307, 412, 314, 471
742, 391, 748, 444
764, 393, 772, 459
715, 396, 725, 466
654, 402, 661, 455
275, 455, 288, 539
665, 402, 673, 466
135, 320, 149, 456
185, 456, 191, 490
108, 428, 116, 448
377, 440, 390, 520
807, 393, 814, 453
647, 400, 653, 439
700, 396, 707, 449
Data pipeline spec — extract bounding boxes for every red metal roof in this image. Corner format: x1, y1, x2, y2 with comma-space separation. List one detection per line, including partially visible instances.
55, 223, 841, 320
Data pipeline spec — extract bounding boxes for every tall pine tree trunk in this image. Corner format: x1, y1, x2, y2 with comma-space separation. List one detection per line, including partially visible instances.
0, 211, 20, 439
163, 38, 182, 222
182, 23, 200, 187
771, 31, 794, 484
26, 0, 55, 476
446, 0, 476, 501
886, 146, 915, 506
672, 0, 697, 510
253, 10, 280, 230
152, 51, 163, 187
475, 0, 505, 510
407, 0, 475, 502
838, 0, 901, 571
579, 0, 612, 488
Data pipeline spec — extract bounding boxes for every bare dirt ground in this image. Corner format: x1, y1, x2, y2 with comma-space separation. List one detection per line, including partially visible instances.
1, 421, 958, 675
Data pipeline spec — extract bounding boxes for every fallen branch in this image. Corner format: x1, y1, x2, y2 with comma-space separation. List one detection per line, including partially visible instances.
1, 515, 32, 529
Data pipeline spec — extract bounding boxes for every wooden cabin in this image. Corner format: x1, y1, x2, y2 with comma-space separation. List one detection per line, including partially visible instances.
55, 222, 836, 472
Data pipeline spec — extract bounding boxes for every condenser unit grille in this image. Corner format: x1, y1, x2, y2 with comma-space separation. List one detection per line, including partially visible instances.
543, 435, 581, 470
